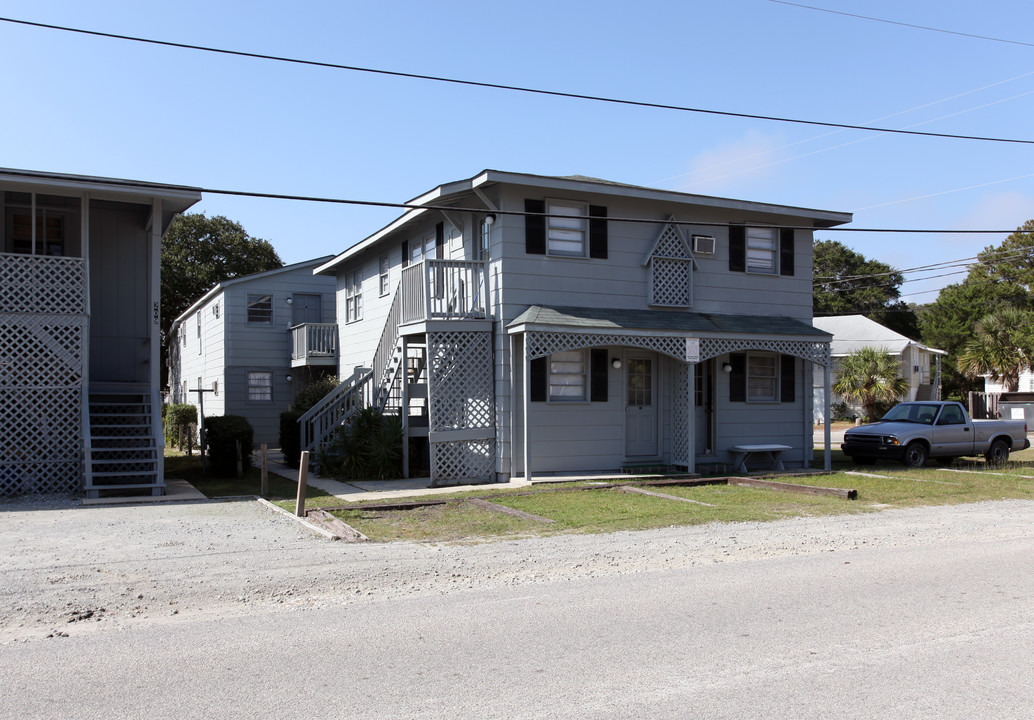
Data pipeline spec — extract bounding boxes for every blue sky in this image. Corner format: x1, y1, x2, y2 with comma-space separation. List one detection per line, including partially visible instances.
3, 0, 1033, 304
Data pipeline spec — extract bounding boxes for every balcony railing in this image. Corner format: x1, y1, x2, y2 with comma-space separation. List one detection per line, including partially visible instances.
400, 259, 487, 324
290, 322, 338, 367
0, 252, 87, 315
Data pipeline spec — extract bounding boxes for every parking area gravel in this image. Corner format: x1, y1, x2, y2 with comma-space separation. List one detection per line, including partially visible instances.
4, 494, 1034, 643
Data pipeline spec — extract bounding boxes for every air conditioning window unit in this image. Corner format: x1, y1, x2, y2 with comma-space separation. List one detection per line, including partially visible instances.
692, 235, 716, 255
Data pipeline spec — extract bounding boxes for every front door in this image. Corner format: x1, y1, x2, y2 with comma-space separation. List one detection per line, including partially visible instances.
625, 355, 658, 457
292, 294, 322, 326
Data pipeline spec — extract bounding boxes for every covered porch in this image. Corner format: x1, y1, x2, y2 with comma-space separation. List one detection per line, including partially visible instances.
506, 306, 833, 480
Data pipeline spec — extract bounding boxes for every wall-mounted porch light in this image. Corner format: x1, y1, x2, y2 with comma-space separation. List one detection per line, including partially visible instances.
611, 358, 622, 370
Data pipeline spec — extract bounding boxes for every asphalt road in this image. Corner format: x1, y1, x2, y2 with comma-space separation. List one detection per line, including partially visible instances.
5, 506, 1033, 719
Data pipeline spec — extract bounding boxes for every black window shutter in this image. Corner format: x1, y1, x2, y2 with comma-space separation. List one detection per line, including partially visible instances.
435, 222, 445, 258
729, 353, 746, 402
590, 349, 608, 402
525, 199, 546, 255
588, 205, 608, 259
729, 225, 745, 272
780, 354, 796, 403
530, 357, 547, 402
779, 228, 795, 276
401, 240, 409, 268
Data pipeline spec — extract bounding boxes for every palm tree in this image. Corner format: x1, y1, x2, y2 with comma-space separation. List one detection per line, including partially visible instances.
833, 347, 910, 422
957, 309, 1033, 392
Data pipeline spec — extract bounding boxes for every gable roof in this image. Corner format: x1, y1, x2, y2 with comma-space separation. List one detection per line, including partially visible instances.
315, 170, 853, 275
168, 255, 334, 331
813, 315, 946, 357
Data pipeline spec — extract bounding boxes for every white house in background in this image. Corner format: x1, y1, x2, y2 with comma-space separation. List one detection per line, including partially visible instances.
812, 314, 946, 422
984, 369, 1034, 393
167, 257, 337, 445
0, 168, 201, 497
302, 170, 851, 484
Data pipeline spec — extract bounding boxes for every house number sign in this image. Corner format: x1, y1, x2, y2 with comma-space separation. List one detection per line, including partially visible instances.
685, 337, 700, 363
153, 301, 160, 325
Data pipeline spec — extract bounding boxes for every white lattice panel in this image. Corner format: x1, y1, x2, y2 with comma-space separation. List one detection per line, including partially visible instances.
699, 337, 830, 366
653, 223, 691, 259
431, 439, 495, 484
0, 257, 88, 494
0, 253, 87, 314
672, 366, 690, 466
652, 257, 692, 307
427, 331, 494, 431
527, 332, 687, 362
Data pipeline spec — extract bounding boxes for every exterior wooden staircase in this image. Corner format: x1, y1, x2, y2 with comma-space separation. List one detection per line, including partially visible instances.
85, 384, 162, 497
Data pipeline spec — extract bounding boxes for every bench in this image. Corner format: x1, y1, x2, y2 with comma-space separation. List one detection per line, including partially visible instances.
728, 444, 792, 474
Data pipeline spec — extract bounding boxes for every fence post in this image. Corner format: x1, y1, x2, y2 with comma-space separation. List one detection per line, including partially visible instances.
295, 451, 309, 517
260, 443, 269, 497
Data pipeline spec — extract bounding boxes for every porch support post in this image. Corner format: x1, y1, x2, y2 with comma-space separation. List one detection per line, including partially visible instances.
686, 361, 696, 474
824, 362, 832, 471
508, 333, 516, 480
150, 199, 164, 493
523, 334, 531, 482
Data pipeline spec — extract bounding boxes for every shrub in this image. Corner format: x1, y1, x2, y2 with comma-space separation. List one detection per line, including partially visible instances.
165, 403, 198, 447
293, 376, 340, 413
204, 415, 254, 477
321, 407, 403, 480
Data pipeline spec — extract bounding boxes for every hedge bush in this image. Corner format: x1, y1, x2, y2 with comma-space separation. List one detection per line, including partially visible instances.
165, 403, 198, 447
279, 376, 340, 469
204, 415, 254, 477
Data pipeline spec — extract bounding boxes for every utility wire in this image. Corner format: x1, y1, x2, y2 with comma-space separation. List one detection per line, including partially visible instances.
1, 168, 1027, 235
769, 1, 1034, 49
814, 251, 1032, 282
3, 15, 1034, 146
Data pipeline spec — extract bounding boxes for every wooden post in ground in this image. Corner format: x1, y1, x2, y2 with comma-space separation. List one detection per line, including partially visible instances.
295, 451, 309, 517
260, 444, 269, 497
235, 440, 243, 479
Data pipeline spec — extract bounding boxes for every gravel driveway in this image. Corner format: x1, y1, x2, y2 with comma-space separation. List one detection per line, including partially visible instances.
4, 495, 1034, 643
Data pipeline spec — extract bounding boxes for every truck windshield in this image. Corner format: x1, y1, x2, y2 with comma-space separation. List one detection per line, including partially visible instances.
882, 404, 940, 424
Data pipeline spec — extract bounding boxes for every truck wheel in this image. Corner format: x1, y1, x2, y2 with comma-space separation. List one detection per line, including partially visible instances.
985, 439, 1010, 465
852, 456, 877, 466
903, 442, 928, 468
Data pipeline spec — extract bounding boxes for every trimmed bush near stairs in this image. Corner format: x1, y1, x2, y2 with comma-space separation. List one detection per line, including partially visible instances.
320, 407, 403, 480
204, 415, 254, 477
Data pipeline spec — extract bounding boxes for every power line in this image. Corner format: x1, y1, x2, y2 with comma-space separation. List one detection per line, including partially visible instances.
814, 249, 1034, 286
3, 15, 1034, 147
769, 1, 1034, 49
2, 167, 1027, 235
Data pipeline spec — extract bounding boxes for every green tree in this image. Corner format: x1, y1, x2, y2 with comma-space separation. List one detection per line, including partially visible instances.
957, 309, 1034, 392
161, 213, 282, 382
832, 347, 910, 422
813, 240, 917, 337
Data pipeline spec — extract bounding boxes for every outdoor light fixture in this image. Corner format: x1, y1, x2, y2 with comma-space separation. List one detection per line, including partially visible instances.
286, 297, 293, 304
485, 213, 497, 226
286, 374, 292, 382
611, 358, 622, 370
722, 362, 733, 373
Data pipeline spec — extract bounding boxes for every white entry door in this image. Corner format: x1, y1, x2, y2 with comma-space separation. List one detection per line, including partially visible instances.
625, 355, 658, 457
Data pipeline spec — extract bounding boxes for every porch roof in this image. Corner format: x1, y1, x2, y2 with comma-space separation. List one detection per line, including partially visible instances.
507, 305, 831, 339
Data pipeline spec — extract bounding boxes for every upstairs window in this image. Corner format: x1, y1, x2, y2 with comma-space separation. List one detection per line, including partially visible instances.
247, 293, 273, 325
345, 270, 363, 323
379, 255, 390, 296
729, 226, 795, 276
525, 199, 608, 259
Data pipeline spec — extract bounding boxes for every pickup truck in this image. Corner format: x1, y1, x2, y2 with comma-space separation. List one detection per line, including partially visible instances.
841, 401, 1030, 467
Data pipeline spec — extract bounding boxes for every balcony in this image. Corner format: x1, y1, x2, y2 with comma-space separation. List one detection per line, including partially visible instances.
290, 322, 338, 367
400, 259, 487, 324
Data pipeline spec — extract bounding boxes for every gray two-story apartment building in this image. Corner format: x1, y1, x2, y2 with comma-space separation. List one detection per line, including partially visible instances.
168, 258, 337, 445
305, 171, 851, 484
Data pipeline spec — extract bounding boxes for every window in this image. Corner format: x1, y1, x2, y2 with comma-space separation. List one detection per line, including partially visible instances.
548, 350, 587, 401
747, 354, 777, 401
345, 270, 363, 323
379, 255, 390, 296
746, 228, 776, 273
247, 371, 273, 402
247, 293, 273, 325
196, 312, 202, 355
212, 380, 219, 396
729, 226, 794, 276
546, 200, 586, 256
212, 302, 220, 318
479, 216, 492, 261
729, 353, 795, 403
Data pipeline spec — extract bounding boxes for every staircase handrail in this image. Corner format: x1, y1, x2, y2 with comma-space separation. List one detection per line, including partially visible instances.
371, 281, 403, 388
298, 368, 374, 454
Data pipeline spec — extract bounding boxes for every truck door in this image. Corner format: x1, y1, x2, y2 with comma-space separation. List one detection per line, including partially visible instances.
933, 404, 973, 455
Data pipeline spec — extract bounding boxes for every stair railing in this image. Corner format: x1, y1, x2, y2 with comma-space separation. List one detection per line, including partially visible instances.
298, 369, 374, 455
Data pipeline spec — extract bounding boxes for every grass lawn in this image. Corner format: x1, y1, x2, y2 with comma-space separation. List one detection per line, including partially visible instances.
164, 451, 337, 502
